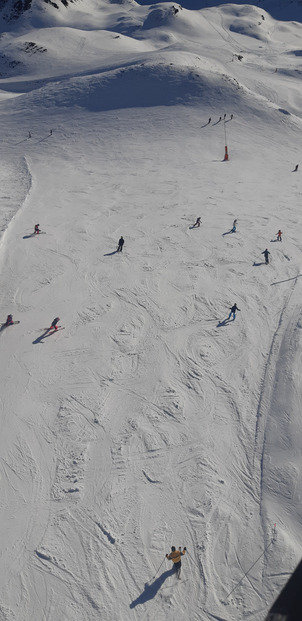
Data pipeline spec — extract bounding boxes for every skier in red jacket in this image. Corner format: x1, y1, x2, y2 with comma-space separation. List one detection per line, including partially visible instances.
50, 317, 60, 331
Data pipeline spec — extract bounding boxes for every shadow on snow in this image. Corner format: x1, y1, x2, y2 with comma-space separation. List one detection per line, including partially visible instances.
130, 568, 175, 608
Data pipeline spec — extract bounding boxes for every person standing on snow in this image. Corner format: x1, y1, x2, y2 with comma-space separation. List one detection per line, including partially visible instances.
232, 218, 237, 232
34, 224, 40, 235
228, 304, 240, 320
118, 236, 124, 252
50, 317, 60, 331
166, 546, 186, 578
6, 314, 14, 326
276, 230, 282, 241
262, 249, 270, 264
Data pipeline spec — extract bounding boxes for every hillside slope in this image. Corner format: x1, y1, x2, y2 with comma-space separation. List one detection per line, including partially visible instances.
0, 2, 301, 620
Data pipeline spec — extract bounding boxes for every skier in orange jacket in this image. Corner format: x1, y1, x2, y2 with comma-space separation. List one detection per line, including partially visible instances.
276, 230, 282, 241
166, 546, 186, 577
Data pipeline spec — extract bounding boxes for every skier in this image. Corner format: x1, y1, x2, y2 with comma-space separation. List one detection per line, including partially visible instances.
6, 314, 14, 326
232, 218, 237, 232
276, 230, 282, 241
228, 303, 240, 320
166, 546, 186, 578
28, 131, 31, 138
262, 248, 270, 264
223, 113, 226, 119
192, 217, 201, 228
231, 114, 233, 120
50, 317, 60, 331
219, 116, 222, 122
208, 117, 211, 124
34, 224, 40, 235
294, 164, 299, 172
118, 236, 124, 252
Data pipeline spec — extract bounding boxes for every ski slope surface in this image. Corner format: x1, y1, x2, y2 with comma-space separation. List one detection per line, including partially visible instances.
0, 1, 302, 620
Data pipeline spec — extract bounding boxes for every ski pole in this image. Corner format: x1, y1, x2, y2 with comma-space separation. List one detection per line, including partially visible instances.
150, 558, 165, 582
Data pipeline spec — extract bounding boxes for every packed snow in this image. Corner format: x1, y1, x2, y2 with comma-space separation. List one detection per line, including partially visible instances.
0, 0, 301, 619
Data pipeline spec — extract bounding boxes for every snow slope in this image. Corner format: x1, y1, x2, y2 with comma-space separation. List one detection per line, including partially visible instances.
0, 1, 301, 620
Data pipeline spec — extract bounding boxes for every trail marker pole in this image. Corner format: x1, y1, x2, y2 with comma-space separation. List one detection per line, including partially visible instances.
224, 121, 229, 161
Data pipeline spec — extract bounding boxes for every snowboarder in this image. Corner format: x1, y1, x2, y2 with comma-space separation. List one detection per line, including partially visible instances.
166, 546, 186, 578
228, 303, 240, 320
6, 314, 14, 326
192, 217, 201, 228
262, 249, 270, 264
50, 317, 60, 331
118, 236, 124, 252
34, 224, 40, 235
232, 218, 237, 232
276, 230, 282, 241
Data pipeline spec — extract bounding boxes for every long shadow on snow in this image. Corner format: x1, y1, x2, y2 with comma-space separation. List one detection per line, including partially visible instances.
217, 317, 233, 327
104, 249, 119, 256
130, 568, 175, 608
222, 229, 235, 236
32, 330, 54, 344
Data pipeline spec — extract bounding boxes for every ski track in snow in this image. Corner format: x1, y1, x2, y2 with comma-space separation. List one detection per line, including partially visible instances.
0, 1, 301, 620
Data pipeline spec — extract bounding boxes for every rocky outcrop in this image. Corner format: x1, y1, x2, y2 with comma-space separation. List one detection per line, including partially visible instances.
0, 0, 78, 21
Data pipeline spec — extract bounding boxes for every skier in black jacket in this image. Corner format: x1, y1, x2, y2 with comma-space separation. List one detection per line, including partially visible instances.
118, 236, 124, 252
228, 304, 240, 320
262, 249, 270, 264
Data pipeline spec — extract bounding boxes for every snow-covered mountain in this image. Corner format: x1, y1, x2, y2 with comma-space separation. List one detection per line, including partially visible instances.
0, 1, 301, 620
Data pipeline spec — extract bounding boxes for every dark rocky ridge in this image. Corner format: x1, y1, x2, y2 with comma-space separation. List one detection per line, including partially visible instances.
0, 0, 76, 21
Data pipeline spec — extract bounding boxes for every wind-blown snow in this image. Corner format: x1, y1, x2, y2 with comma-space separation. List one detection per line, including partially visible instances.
0, 1, 301, 620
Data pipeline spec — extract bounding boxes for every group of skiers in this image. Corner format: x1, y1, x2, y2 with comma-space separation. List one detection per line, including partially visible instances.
4, 228, 126, 327
4, 314, 60, 330
207, 114, 233, 124
191, 216, 284, 322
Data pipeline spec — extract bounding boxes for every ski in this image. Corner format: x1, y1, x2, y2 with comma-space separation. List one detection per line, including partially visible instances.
42, 327, 64, 332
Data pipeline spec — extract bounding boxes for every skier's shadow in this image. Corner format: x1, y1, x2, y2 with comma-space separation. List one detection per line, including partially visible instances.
189, 226, 199, 230
253, 261, 266, 266
129, 568, 175, 608
23, 234, 34, 239
222, 230, 235, 236
217, 317, 233, 327
32, 329, 53, 344
37, 135, 52, 143
104, 249, 119, 256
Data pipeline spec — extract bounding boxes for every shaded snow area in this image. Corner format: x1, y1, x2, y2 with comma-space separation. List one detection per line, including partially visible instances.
0, 0, 302, 619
